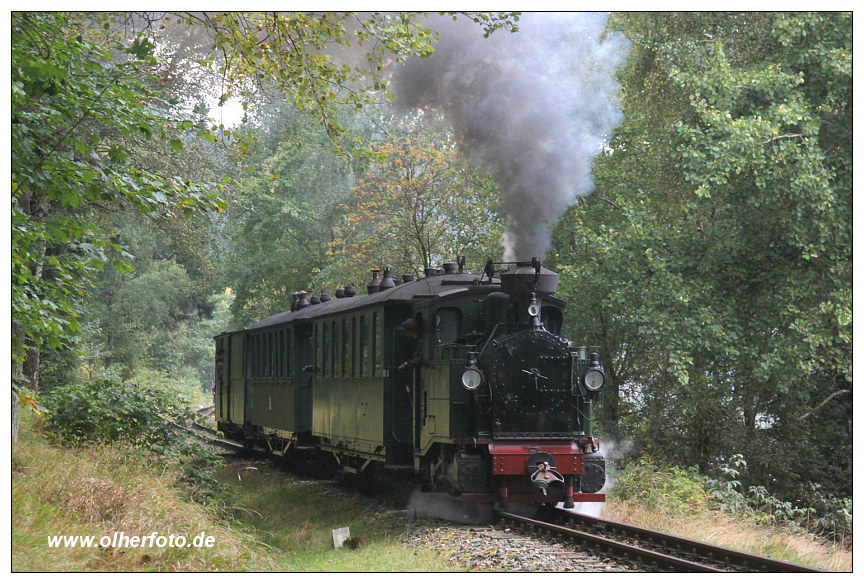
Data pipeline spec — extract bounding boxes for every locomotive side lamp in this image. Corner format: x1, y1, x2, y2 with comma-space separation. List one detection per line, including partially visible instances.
583, 352, 606, 392
461, 351, 484, 391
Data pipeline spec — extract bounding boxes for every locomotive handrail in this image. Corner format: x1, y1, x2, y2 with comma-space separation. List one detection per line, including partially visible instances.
477, 322, 505, 359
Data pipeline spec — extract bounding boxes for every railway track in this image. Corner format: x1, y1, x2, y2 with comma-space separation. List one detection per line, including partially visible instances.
188, 405, 825, 573
497, 508, 824, 572
189, 404, 245, 452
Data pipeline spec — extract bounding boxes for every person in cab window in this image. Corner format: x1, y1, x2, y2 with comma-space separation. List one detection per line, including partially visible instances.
398, 318, 426, 372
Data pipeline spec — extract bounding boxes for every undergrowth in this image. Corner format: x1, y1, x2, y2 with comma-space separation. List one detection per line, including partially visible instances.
606, 456, 852, 571
38, 372, 224, 501
12, 413, 453, 572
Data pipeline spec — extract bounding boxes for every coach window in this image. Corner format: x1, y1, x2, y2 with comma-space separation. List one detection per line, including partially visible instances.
270, 331, 276, 377
359, 315, 367, 377
267, 332, 274, 377
351, 316, 357, 378
322, 323, 329, 378
340, 318, 347, 378
248, 335, 255, 378
254, 333, 259, 378
254, 334, 261, 378
435, 308, 462, 345
278, 330, 285, 378
314, 324, 320, 377
330, 321, 337, 378
372, 312, 379, 377
265, 331, 272, 378
257, 334, 263, 378
286, 329, 292, 378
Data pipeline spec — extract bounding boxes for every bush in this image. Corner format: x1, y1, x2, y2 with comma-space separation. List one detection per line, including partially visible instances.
707, 455, 852, 544
39, 373, 224, 501
608, 457, 710, 515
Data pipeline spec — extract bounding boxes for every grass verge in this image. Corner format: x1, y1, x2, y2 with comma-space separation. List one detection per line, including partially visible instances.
11, 412, 454, 572
601, 461, 852, 572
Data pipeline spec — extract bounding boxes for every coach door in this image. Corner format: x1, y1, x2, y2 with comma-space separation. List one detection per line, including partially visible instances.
294, 324, 314, 439
215, 336, 227, 420
230, 334, 245, 424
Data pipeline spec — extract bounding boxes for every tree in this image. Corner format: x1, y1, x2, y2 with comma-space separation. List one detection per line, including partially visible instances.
12, 12, 226, 438
223, 109, 354, 324
152, 11, 517, 152
326, 125, 504, 287
553, 12, 851, 500
12, 11, 519, 439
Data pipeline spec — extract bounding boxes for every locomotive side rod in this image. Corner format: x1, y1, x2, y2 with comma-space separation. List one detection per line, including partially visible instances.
497, 510, 725, 572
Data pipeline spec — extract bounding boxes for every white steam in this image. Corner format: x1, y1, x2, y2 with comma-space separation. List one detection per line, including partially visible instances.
392, 13, 629, 261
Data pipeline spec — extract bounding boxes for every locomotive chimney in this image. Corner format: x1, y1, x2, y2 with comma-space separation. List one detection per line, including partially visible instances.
499, 257, 559, 298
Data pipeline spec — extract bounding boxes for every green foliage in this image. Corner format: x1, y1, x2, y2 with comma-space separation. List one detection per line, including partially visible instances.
12, 12, 226, 388
609, 457, 710, 515
39, 373, 224, 500
707, 454, 852, 541
224, 108, 354, 323
325, 124, 504, 288
172, 11, 518, 149
554, 12, 851, 516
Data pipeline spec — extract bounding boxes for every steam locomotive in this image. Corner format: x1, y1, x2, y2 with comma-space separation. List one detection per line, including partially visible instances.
214, 258, 606, 508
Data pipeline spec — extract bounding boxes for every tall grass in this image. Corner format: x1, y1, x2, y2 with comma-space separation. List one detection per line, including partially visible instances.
12, 413, 455, 572
12, 413, 272, 571
215, 462, 457, 571
605, 457, 852, 572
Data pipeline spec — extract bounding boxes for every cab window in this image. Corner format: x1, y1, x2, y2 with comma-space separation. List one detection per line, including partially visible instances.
435, 308, 462, 345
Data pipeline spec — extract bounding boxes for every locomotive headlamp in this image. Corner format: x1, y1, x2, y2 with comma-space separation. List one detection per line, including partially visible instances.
583, 352, 606, 392
461, 367, 484, 391
461, 352, 484, 391
583, 368, 606, 391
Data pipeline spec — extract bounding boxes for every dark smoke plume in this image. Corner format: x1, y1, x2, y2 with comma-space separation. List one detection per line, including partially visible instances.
392, 13, 629, 261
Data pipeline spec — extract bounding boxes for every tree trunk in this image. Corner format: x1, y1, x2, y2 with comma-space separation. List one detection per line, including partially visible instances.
12, 392, 19, 444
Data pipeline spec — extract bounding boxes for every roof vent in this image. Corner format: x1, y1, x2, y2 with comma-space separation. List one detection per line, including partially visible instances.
320, 293, 332, 302
402, 273, 414, 283
344, 283, 357, 297
443, 262, 458, 274
367, 269, 381, 294
379, 265, 395, 291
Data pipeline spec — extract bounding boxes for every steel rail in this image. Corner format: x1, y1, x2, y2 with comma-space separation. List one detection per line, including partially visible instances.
556, 509, 824, 573
497, 510, 724, 572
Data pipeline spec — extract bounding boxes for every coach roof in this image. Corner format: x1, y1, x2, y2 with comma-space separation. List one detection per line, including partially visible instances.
246, 272, 499, 330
